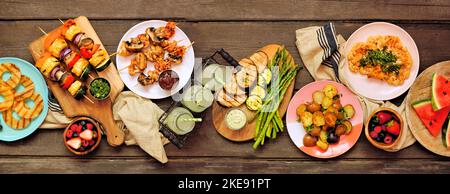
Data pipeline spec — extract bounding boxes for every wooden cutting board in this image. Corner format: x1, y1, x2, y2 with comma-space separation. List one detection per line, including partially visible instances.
212, 44, 296, 142
28, 16, 125, 147
405, 61, 450, 157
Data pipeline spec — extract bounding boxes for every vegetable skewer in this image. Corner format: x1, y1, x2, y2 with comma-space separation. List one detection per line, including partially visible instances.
39, 27, 95, 80
36, 27, 94, 104
58, 19, 112, 72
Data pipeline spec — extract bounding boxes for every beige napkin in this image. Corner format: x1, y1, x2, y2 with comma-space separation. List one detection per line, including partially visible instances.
295, 23, 416, 151
113, 91, 169, 163
40, 91, 169, 163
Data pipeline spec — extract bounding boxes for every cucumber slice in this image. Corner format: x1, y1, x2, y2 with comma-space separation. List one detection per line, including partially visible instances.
195, 88, 214, 108
214, 66, 234, 86
201, 64, 220, 86
95, 58, 111, 72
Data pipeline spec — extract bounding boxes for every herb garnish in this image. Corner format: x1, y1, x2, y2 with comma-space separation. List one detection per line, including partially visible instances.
359, 47, 402, 75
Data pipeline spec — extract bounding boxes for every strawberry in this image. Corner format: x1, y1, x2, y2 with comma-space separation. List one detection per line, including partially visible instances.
80, 129, 93, 141
385, 120, 400, 136
384, 135, 393, 144
86, 123, 94, 130
70, 124, 78, 132
377, 112, 392, 124
66, 130, 74, 138
89, 140, 96, 146
370, 131, 378, 139
75, 125, 83, 134
374, 126, 382, 134
67, 137, 82, 150
82, 139, 90, 148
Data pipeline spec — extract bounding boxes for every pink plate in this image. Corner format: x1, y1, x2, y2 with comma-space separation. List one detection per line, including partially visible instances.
286, 80, 363, 158
343, 22, 420, 100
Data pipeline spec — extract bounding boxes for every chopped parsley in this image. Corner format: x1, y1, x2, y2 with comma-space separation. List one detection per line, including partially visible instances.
359, 47, 402, 75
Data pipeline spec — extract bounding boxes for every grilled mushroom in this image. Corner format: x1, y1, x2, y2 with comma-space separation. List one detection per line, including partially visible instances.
145, 27, 161, 43
124, 37, 144, 52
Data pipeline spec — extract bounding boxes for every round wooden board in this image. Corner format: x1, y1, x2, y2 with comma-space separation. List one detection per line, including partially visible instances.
212, 44, 296, 142
405, 61, 450, 157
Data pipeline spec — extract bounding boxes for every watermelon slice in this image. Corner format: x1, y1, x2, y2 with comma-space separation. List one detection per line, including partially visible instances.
431, 73, 450, 111
442, 113, 450, 148
412, 99, 450, 137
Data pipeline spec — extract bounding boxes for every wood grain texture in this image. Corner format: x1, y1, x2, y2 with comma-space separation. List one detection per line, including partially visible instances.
405, 61, 450, 157
1, 21, 450, 89
1, 0, 450, 174
1, 0, 450, 21
28, 16, 125, 147
0, 157, 449, 174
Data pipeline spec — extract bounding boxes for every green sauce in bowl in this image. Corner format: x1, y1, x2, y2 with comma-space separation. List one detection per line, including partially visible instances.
89, 78, 110, 100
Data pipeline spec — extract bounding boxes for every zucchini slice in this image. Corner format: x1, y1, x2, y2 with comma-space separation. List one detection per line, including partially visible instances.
95, 58, 111, 72
74, 86, 86, 100
79, 65, 91, 81
258, 68, 272, 86
250, 85, 266, 99
246, 95, 263, 111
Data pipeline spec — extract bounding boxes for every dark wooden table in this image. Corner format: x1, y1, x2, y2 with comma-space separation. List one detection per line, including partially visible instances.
0, 0, 449, 174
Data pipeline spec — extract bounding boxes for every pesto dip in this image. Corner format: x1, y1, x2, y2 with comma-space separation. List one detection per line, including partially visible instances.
89, 78, 110, 100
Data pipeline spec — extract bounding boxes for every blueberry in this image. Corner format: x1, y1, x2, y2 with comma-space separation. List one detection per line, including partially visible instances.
80, 121, 86, 126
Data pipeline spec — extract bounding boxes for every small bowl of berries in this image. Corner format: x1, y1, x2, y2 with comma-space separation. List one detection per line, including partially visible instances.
365, 107, 403, 150
64, 117, 102, 155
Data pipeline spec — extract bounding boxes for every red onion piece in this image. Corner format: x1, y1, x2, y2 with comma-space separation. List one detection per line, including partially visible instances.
59, 47, 72, 60
73, 33, 84, 46
50, 66, 60, 81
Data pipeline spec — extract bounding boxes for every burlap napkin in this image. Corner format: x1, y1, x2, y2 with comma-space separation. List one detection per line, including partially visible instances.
295, 23, 416, 151
40, 90, 169, 163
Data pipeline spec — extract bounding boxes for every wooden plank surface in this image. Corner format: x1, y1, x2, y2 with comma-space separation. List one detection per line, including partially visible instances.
1, 0, 450, 174
0, 157, 449, 174
1, 0, 450, 21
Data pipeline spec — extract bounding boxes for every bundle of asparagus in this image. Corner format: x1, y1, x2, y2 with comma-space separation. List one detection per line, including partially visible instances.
253, 48, 300, 149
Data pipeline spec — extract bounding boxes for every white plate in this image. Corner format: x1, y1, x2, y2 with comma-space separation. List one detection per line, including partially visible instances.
343, 22, 420, 100
116, 20, 195, 99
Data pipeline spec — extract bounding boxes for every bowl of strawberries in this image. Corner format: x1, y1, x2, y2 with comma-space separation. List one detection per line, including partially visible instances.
365, 107, 403, 150
64, 117, 101, 155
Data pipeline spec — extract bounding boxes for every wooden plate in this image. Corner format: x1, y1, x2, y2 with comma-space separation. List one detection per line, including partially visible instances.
212, 44, 296, 142
28, 16, 125, 147
405, 61, 450, 157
